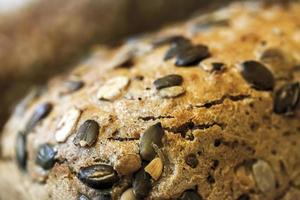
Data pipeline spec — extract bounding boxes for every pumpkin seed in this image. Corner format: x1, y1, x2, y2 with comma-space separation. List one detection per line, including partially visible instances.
35, 143, 57, 170
164, 40, 192, 61
73, 120, 100, 147
132, 168, 152, 199
154, 74, 183, 90
273, 82, 300, 115
140, 122, 164, 161
26, 102, 52, 132
239, 60, 275, 91
175, 45, 210, 66
77, 164, 119, 189
190, 18, 229, 33
15, 131, 27, 170
64, 80, 84, 93
152, 35, 190, 48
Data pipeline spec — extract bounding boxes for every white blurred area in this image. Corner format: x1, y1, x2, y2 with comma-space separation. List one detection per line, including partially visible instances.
0, 0, 32, 13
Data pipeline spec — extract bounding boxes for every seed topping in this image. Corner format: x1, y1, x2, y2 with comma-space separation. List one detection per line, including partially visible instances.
73, 120, 100, 147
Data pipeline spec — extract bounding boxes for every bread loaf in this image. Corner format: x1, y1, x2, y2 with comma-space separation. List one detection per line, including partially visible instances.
1, 1, 300, 199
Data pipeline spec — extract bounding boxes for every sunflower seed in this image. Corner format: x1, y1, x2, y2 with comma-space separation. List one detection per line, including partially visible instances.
97, 76, 130, 101
133, 168, 152, 199
109, 46, 135, 69
273, 82, 300, 115
154, 74, 183, 90
114, 154, 141, 176
15, 131, 27, 170
145, 157, 163, 180
73, 120, 99, 147
140, 122, 164, 161
180, 190, 203, 200
239, 60, 275, 91
77, 164, 119, 189
158, 86, 185, 98
35, 144, 57, 170
252, 160, 276, 193
55, 108, 81, 143
26, 102, 53, 132
120, 188, 136, 200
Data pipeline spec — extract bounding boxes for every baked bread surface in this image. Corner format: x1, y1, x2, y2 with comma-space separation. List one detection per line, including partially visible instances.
1, 1, 300, 200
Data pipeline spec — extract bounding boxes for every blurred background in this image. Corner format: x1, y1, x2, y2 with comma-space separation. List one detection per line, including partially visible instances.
0, 0, 31, 13
0, 0, 287, 130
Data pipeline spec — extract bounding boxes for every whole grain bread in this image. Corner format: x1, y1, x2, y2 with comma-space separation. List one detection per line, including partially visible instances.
1, 1, 300, 199
0, 0, 229, 129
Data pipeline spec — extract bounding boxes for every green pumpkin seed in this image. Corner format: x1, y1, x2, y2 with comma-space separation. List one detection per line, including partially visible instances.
26, 102, 52, 132
35, 143, 57, 170
132, 168, 152, 199
175, 45, 210, 67
239, 60, 275, 91
153, 74, 183, 90
273, 82, 300, 115
73, 120, 100, 147
65, 80, 84, 93
140, 123, 164, 161
15, 131, 27, 171
77, 164, 119, 189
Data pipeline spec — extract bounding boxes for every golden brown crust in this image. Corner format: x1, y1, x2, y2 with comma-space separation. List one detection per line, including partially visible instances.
0, 0, 222, 129
1, 1, 300, 200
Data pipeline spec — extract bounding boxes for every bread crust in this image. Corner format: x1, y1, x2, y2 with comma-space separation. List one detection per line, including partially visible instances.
1, 1, 300, 199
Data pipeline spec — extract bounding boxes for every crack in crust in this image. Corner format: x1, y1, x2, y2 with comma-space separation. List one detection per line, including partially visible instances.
164, 121, 225, 139
138, 115, 175, 121
273, 183, 295, 200
195, 94, 251, 109
107, 137, 140, 141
